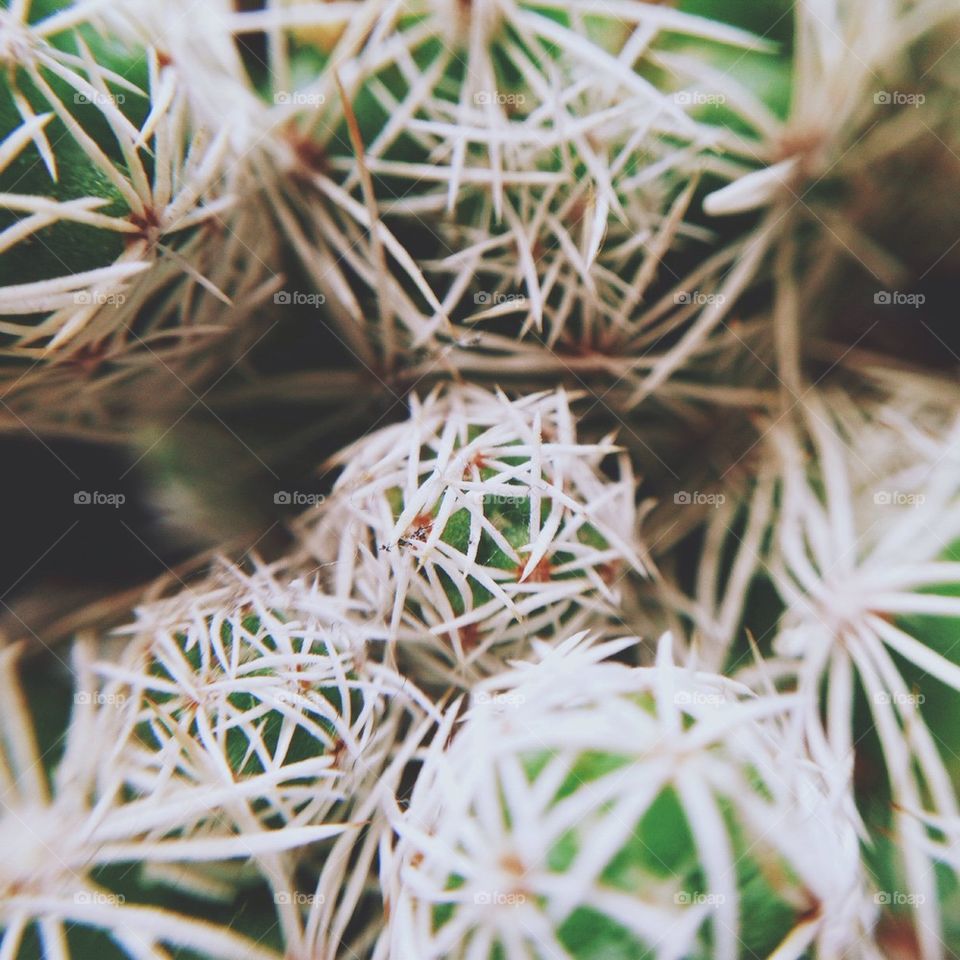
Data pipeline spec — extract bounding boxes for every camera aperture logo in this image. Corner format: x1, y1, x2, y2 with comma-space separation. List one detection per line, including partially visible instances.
874, 91, 925, 107
74, 491, 125, 508
474, 291, 526, 307
74, 91, 125, 107
873, 490, 925, 507
674, 690, 725, 707
274, 90, 326, 107
274, 491, 326, 506
675, 891, 725, 906
874, 891, 925, 906
474, 690, 525, 709
73, 290, 125, 307
674, 91, 726, 106
674, 490, 725, 508
74, 691, 127, 707
674, 290, 725, 306
274, 290, 326, 307
874, 290, 925, 308
480, 493, 526, 506
274, 892, 325, 905
873, 691, 925, 706
74, 891, 125, 905
473, 890, 527, 906
474, 91, 526, 106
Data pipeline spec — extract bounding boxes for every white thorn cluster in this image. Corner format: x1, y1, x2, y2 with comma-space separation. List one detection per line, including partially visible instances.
204, 0, 772, 380
0, 559, 438, 959
703, 0, 959, 220
97, 560, 428, 838
0, 641, 297, 960
0, 0, 280, 428
2, 3, 959, 958
737, 389, 960, 956
381, 632, 876, 960
299, 385, 646, 684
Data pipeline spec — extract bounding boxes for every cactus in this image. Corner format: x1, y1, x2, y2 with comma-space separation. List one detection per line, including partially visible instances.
0, 0, 280, 434
0, 641, 312, 959
299, 384, 646, 686
100, 562, 425, 831
2, 1, 960, 959
382, 633, 876, 960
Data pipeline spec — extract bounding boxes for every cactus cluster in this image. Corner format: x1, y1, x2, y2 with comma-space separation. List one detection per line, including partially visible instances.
298, 385, 645, 685
3, 0, 960, 958
0, 1, 281, 433
385, 633, 876, 960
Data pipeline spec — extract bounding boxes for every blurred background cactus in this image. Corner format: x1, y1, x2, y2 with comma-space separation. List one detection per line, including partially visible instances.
2, 0, 960, 957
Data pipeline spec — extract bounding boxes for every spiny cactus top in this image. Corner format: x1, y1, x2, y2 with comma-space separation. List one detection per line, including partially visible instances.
0, 640, 319, 960
0, 3, 235, 342
96, 560, 432, 835
381, 632, 876, 960
0, 0, 285, 439
753, 391, 960, 957
218, 0, 788, 385
300, 384, 646, 684
0, 560, 440, 960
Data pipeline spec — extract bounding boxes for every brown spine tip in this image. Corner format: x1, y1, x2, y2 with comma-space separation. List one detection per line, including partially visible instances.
517, 556, 552, 583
